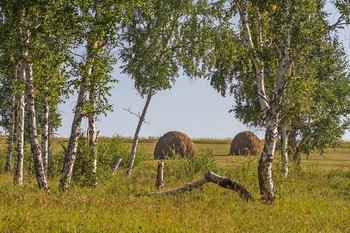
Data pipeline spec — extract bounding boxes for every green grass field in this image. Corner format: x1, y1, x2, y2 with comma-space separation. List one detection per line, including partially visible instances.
0, 137, 350, 232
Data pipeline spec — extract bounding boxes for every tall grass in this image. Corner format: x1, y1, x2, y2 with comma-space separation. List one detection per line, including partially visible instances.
0, 137, 350, 232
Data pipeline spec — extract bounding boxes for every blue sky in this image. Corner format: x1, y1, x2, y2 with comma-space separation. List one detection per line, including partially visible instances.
57, 67, 262, 139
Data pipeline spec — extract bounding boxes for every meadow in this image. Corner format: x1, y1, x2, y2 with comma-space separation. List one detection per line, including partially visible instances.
0, 137, 350, 232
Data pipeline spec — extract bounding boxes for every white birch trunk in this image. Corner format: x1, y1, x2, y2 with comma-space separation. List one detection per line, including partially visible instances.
88, 86, 98, 186
24, 58, 50, 191
41, 99, 50, 174
238, 3, 276, 203
13, 66, 25, 185
47, 119, 52, 169
126, 88, 153, 176
280, 121, 289, 178
237, 3, 292, 203
59, 78, 89, 192
258, 112, 278, 203
5, 88, 16, 173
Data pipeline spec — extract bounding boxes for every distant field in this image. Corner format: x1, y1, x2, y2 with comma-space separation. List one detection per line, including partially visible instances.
0, 136, 349, 232
2, 135, 350, 170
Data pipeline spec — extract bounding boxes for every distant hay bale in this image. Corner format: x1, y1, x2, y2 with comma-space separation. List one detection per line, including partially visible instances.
229, 131, 262, 156
154, 131, 197, 159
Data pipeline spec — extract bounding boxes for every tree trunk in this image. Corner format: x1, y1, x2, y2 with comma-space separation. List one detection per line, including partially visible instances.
13, 66, 25, 185
88, 86, 98, 187
5, 88, 16, 173
291, 133, 309, 165
47, 115, 52, 170
238, 2, 292, 203
41, 99, 50, 174
126, 88, 153, 176
258, 111, 278, 204
24, 58, 50, 191
280, 120, 289, 178
147, 171, 254, 201
293, 139, 306, 165
59, 78, 89, 192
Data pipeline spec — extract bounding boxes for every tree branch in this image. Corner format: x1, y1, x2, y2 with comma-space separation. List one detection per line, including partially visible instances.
145, 171, 254, 201
123, 108, 150, 125
329, 13, 346, 30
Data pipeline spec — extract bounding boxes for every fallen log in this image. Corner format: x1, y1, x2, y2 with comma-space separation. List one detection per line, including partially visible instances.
146, 171, 254, 201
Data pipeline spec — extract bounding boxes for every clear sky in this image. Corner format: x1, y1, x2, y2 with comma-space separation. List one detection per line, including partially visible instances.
57, 67, 264, 139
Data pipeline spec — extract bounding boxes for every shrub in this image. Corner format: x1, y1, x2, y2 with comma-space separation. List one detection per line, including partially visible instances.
164, 149, 217, 182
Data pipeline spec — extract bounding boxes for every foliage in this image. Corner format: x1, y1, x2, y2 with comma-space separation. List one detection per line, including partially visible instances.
120, 0, 210, 97
70, 135, 133, 187
164, 149, 217, 182
187, 0, 350, 158
289, 39, 350, 155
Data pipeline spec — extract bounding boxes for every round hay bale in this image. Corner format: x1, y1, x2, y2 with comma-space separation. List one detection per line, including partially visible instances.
154, 131, 197, 159
229, 131, 262, 156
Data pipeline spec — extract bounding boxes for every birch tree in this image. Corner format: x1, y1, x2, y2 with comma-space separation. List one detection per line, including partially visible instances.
120, 0, 201, 176
14, 66, 25, 185
0, 2, 29, 185
124, 89, 153, 177
59, 0, 145, 191
185, 0, 348, 203
0, 67, 16, 173
1, 0, 74, 189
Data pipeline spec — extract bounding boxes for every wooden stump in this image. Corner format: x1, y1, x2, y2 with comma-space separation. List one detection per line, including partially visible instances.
155, 160, 164, 190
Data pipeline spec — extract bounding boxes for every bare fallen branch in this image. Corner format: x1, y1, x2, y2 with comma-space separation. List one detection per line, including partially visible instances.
146, 171, 254, 201
205, 171, 254, 201
111, 157, 122, 175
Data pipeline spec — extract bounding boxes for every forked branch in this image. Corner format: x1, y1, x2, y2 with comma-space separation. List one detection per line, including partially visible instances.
146, 171, 254, 201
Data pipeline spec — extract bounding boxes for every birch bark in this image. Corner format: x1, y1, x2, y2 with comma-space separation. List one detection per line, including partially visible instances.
24, 57, 50, 191
126, 88, 153, 176
5, 85, 16, 173
88, 85, 98, 186
59, 76, 89, 192
59, 38, 94, 191
280, 120, 289, 178
237, 2, 292, 203
237, 3, 277, 203
257, 112, 278, 203
13, 66, 25, 185
41, 99, 50, 174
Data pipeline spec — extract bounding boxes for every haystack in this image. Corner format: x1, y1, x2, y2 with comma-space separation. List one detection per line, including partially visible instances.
229, 131, 262, 156
154, 131, 197, 159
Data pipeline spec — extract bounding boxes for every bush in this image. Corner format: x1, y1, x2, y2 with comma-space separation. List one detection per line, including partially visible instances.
164, 149, 217, 182
73, 136, 133, 186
